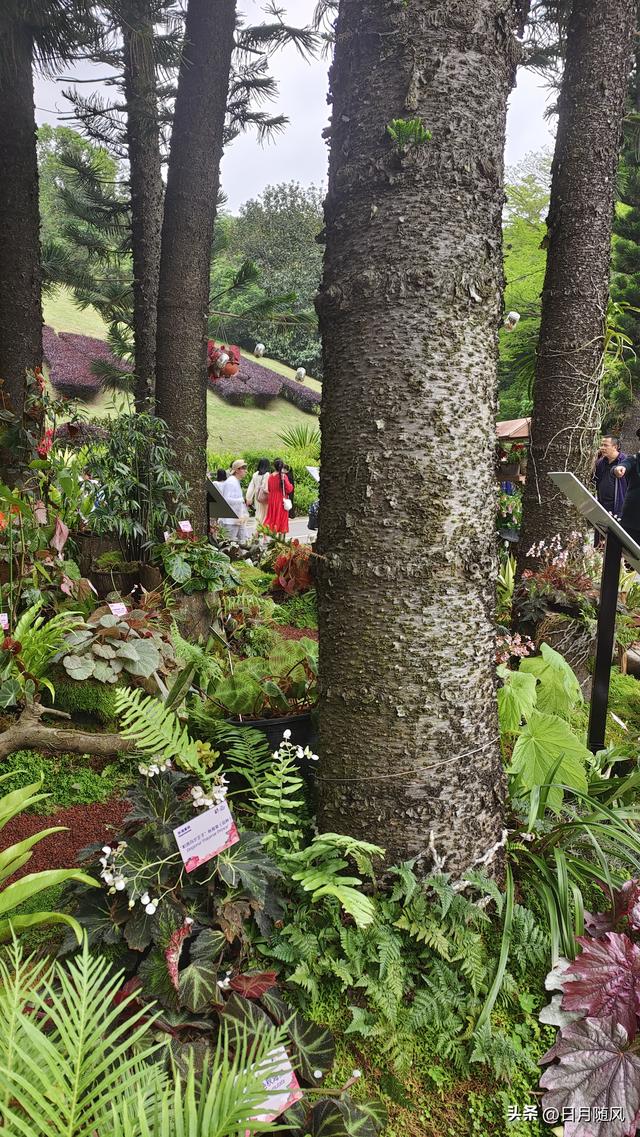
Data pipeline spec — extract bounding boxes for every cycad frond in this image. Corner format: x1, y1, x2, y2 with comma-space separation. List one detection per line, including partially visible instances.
0, 938, 166, 1134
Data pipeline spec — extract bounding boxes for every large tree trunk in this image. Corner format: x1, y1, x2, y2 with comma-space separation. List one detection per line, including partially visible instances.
315, 1, 519, 875
518, 0, 634, 569
0, 19, 42, 423
121, 0, 164, 409
155, 0, 236, 532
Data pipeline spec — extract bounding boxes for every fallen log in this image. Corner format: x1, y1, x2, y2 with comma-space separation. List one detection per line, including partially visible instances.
0, 703, 134, 761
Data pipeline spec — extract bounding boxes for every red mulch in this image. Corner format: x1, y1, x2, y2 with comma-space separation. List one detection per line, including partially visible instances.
2, 798, 130, 880
278, 625, 318, 642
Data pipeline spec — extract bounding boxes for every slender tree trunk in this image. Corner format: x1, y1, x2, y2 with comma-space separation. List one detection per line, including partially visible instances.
518, 0, 634, 569
121, 0, 163, 409
155, 0, 236, 531
315, 0, 520, 874
0, 20, 42, 422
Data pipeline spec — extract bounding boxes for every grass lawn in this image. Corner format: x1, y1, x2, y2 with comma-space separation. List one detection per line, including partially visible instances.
43, 288, 321, 451
43, 288, 109, 340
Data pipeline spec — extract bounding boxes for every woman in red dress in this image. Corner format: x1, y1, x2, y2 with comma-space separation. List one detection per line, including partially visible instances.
264, 458, 293, 535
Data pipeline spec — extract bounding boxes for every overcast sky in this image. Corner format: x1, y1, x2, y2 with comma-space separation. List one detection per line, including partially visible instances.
34, 0, 556, 213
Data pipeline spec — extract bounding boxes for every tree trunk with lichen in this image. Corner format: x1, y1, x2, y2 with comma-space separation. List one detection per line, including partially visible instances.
518, 0, 634, 571
0, 18, 42, 424
155, 0, 236, 532
121, 0, 163, 409
315, 0, 520, 876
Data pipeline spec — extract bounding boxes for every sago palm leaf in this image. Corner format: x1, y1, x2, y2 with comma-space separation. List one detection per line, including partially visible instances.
109, 1023, 289, 1137
0, 938, 166, 1137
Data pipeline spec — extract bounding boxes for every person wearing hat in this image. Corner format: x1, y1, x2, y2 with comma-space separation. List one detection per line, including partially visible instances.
218, 458, 250, 543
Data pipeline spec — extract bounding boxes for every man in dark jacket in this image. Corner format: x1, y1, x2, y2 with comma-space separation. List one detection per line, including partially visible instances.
594, 436, 628, 544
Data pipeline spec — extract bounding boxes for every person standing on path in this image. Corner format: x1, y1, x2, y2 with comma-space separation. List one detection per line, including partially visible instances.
613, 430, 640, 545
246, 458, 271, 525
219, 458, 250, 543
594, 437, 628, 544
264, 458, 293, 536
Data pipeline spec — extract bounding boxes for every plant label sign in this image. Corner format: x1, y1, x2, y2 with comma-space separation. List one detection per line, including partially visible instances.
245, 1046, 302, 1130
108, 602, 128, 617
173, 800, 239, 871
178, 520, 193, 534
0, 613, 8, 631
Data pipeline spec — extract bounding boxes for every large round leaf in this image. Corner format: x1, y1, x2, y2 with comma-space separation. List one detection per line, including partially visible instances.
508, 709, 589, 809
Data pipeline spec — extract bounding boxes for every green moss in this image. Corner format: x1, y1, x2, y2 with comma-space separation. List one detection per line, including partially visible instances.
608, 667, 640, 740
0, 750, 128, 812
53, 679, 119, 725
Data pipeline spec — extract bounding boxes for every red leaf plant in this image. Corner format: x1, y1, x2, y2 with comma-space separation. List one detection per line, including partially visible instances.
540, 883, 640, 1137
229, 970, 278, 999
273, 540, 313, 596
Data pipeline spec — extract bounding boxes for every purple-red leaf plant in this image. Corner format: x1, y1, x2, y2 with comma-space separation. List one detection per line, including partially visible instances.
540, 881, 640, 1137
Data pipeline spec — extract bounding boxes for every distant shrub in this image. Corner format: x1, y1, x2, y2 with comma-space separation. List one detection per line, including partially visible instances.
245, 370, 283, 408
208, 355, 319, 415
212, 375, 254, 406
279, 374, 321, 414
43, 326, 130, 397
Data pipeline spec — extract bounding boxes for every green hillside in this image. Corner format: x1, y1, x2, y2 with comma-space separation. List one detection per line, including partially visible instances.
43, 288, 320, 451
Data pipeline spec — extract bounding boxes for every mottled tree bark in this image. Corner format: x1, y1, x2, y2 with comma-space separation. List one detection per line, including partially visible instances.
316, 0, 519, 874
518, 0, 634, 569
0, 19, 42, 423
121, 0, 163, 409
155, 0, 236, 531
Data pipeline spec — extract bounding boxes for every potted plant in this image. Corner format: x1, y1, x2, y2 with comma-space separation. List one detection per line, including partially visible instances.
496, 441, 525, 481
193, 637, 318, 756
89, 550, 141, 599
80, 413, 188, 573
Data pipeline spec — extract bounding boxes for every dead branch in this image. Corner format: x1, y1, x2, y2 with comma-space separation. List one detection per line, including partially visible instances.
0, 703, 134, 761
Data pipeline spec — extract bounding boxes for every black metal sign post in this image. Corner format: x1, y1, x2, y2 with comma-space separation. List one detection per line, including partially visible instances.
548, 472, 640, 755
587, 532, 622, 753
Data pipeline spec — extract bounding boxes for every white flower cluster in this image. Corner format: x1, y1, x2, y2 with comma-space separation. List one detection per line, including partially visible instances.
279, 728, 319, 763
190, 775, 229, 810
99, 844, 159, 915
138, 758, 173, 777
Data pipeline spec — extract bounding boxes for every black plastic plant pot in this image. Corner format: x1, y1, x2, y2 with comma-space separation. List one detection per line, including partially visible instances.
227, 710, 317, 778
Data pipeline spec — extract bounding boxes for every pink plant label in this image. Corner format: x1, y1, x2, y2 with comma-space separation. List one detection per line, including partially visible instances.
173, 800, 239, 871
0, 614, 8, 631
108, 602, 128, 617
178, 520, 193, 533
245, 1046, 303, 1130
164, 531, 171, 541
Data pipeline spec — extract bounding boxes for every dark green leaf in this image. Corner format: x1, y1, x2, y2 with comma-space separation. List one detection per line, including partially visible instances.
217, 831, 281, 903
178, 959, 223, 1013
288, 1012, 335, 1081
310, 1097, 386, 1137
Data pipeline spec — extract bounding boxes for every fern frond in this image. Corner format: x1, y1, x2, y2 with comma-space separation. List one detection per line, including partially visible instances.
205, 722, 273, 790
114, 687, 205, 778
252, 747, 306, 854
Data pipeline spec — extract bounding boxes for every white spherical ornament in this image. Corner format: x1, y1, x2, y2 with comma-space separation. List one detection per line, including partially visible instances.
217, 352, 229, 368
254, 342, 265, 357
504, 311, 521, 331
295, 367, 306, 382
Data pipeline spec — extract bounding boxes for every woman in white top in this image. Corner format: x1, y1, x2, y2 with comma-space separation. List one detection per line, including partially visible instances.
219, 459, 250, 543
245, 458, 271, 525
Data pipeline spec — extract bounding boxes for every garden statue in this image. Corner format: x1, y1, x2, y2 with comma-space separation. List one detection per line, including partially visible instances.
207, 341, 240, 378
295, 367, 306, 382
254, 342, 266, 357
